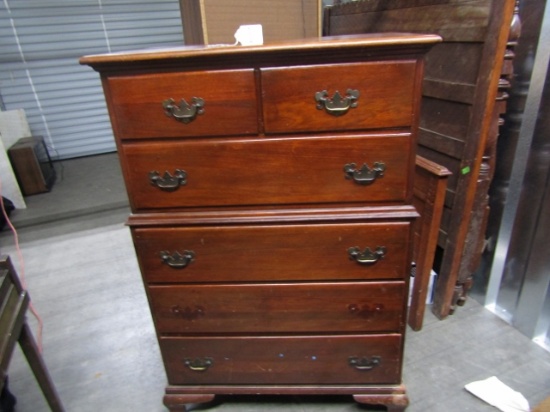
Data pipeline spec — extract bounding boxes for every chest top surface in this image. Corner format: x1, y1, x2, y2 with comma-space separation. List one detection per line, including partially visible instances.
80, 33, 441, 73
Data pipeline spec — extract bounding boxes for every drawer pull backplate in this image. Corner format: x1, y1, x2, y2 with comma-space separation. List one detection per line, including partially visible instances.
160, 250, 195, 269
344, 162, 385, 185
162, 97, 205, 124
184, 357, 213, 372
348, 246, 386, 265
348, 356, 381, 371
149, 169, 187, 192
315, 89, 359, 117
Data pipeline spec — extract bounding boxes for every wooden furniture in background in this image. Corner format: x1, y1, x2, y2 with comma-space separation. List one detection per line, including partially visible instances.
7, 136, 56, 196
409, 156, 451, 331
324, 0, 518, 319
179, 0, 321, 45
0, 256, 65, 412
81, 34, 440, 411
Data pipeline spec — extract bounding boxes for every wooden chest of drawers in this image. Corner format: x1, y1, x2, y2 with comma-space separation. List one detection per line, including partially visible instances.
81, 34, 439, 411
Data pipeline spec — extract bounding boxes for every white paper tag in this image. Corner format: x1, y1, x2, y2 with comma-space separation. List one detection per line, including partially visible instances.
234, 24, 263, 46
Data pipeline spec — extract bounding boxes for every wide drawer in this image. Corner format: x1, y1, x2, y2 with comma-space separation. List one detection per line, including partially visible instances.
106, 69, 258, 139
132, 221, 412, 283
160, 334, 402, 385
121, 133, 412, 211
149, 282, 405, 334
261, 61, 417, 134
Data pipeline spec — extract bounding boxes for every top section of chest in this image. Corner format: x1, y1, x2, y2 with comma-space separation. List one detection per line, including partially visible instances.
81, 34, 440, 140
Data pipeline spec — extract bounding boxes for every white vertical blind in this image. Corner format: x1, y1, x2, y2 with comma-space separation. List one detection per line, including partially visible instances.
0, 0, 183, 159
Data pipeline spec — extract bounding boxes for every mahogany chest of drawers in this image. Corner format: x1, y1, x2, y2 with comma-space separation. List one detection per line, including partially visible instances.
81, 34, 439, 411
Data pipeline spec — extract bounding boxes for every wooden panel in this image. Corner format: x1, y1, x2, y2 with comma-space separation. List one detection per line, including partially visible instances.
121, 133, 413, 211
160, 334, 402, 385
149, 282, 405, 334
424, 42, 484, 85
324, 0, 491, 42
419, 98, 471, 151
107, 69, 258, 139
261, 61, 417, 133
324, 0, 517, 319
133, 221, 412, 283
422, 79, 476, 105
418, 128, 465, 161
438, 206, 452, 245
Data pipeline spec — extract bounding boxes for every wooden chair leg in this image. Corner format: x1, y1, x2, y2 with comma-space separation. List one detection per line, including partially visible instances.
18, 322, 65, 412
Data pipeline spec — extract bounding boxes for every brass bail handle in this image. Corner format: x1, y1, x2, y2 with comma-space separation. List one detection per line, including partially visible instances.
348, 246, 387, 265
344, 162, 386, 186
348, 356, 381, 371
162, 97, 205, 123
160, 250, 195, 269
149, 169, 187, 192
315, 89, 359, 117
184, 357, 213, 372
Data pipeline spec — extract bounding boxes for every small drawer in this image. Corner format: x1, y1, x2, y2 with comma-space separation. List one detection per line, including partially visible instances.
149, 282, 405, 334
160, 334, 402, 385
121, 132, 412, 211
107, 69, 258, 139
132, 221, 412, 284
261, 61, 417, 134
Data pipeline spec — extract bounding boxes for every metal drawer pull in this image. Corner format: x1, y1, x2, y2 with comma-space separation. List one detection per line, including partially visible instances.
162, 97, 205, 124
149, 169, 187, 192
184, 357, 213, 372
348, 356, 381, 371
348, 246, 386, 265
315, 89, 359, 117
160, 250, 195, 269
344, 162, 385, 185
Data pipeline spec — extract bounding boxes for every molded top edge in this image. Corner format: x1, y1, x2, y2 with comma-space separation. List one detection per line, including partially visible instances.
80, 33, 441, 67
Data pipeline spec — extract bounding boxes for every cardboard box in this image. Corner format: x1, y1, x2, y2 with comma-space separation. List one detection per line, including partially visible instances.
179, 0, 322, 45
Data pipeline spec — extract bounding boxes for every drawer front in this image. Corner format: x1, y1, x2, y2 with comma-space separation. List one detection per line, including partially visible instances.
261, 61, 417, 134
160, 334, 402, 385
133, 221, 412, 283
107, 69, 258, 139
121, 133, 412, 211
149, 282, 405, 334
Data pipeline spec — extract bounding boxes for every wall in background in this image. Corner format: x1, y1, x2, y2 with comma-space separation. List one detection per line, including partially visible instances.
0, 0, 183, 160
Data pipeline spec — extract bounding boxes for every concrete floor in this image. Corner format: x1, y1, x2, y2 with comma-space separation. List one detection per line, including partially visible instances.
0, 153, 549, 411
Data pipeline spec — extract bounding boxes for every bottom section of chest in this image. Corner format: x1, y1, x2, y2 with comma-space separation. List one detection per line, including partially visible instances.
129, 208, 414, 410
160, 334, 403, 386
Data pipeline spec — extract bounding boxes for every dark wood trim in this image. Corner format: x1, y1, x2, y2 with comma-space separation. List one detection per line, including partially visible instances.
127, 205, 420, 227
179, 0, 205, 45
409, 156, 451, 330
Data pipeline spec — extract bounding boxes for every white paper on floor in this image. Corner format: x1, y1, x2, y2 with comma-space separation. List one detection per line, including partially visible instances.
465, 376, 530, 412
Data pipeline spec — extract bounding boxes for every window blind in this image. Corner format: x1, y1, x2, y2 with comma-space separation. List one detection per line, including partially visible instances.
0, 0, 184, 159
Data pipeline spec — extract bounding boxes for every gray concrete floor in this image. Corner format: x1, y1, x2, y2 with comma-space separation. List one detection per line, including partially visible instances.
0, 153, 549, 411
